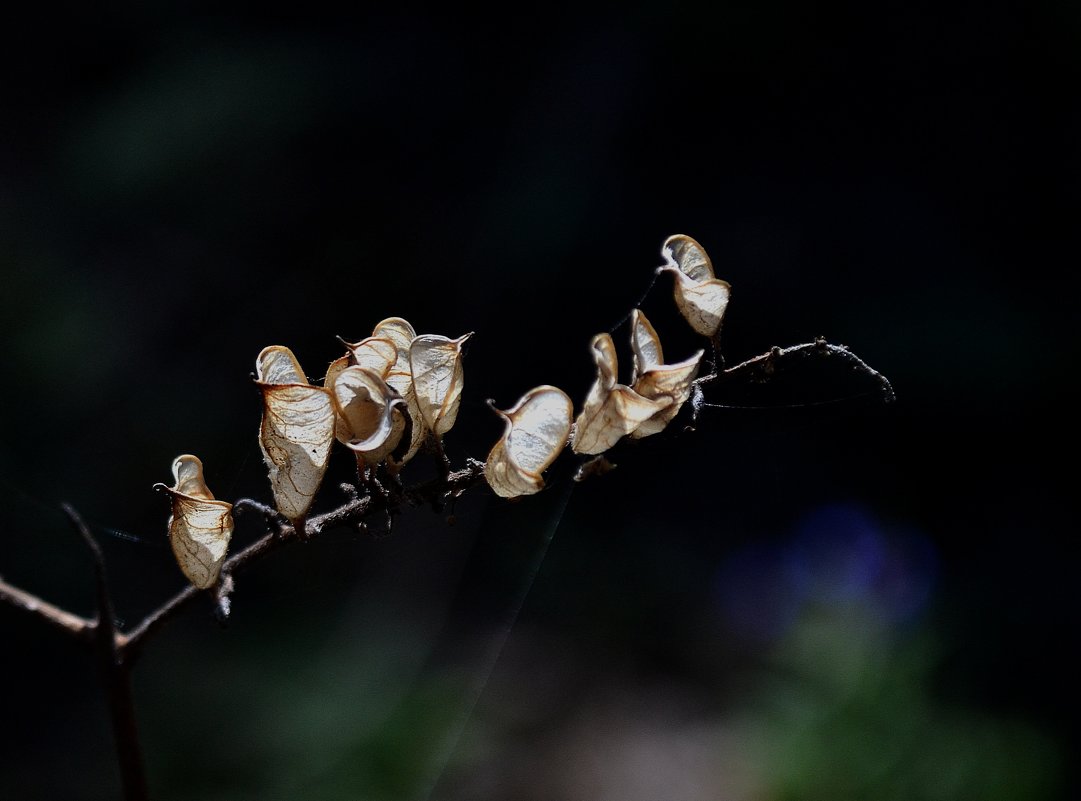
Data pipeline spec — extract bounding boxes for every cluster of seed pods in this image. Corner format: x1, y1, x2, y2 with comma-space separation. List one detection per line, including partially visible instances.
159, 235, 730, 588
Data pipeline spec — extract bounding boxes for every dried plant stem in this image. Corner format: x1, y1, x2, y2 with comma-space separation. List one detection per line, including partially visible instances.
0, 577, 95, 640
61, 503, 149, 801
2, 339, 893, 662
699, 337, 896, 402
122, 459, 487, 662
0, 337, 892, 801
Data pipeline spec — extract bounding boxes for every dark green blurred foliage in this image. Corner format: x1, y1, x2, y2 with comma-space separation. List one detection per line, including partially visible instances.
747, 606, 1059, 801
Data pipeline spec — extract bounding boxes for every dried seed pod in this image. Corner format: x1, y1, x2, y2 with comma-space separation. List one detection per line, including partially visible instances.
571, 333, 670, 455
486, 386, 573, 498
255, 346, 336, 525
409, 332, 472, 437
658, 234, 731, 337
158, 455, 234, 590
343, 336, 398, 377
629, 309, 704, 438
373, 317, 426, 466
324, 355, 351, 389
629, 307, 665, 385
332, 365, 407, 465
326, 335, 397, 389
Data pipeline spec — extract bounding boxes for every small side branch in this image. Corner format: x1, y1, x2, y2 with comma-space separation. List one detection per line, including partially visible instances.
121, 459, 489, 661
63, 503, 114, 636
62, 503, 150, 801
0, 577, 95, 642
698, 338, 896, 403
124, 460, 489, 658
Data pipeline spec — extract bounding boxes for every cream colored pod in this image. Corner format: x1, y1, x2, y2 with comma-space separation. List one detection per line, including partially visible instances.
658, 234, 731, 337
332, 365, 408, 466
628, 309, 704, 438
486, 386, 573, 498
158, 455, 234, 590
372, 317, 426, 466
571, 333, 670, 455
331, 336, 398, 381
255, 346, 337, 525
409, 332, 472, 438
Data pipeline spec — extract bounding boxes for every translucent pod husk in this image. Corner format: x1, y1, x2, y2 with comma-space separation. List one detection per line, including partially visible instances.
332, 365, 408, 466
325, 335, 396, 390
372, 317, 426, 467
486, 386, 573, 498
571, 333, 670, 455
324, 355, 351, 389
343, 336, 398, 377
159, 454, 234, 590
409, 332, 472, 438
255, 346, 337, 525
628, 309, 704, 438
659, 234, 731, 337
629, 308, 665, 386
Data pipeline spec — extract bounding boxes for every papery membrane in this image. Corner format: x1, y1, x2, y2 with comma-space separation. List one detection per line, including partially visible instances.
324, 355, 351, 389
162, 454, 234, 590
332, 365, 406, 465
630, 308, 664, 384
409, 333, 471, 437
571, 333, 670, 455
628, 309, 704, 438
486, 386, 573, 498
659, 234, 731, 337
373, 317, 426, 465
256, 346, 336, 523
344, 336, 397, 378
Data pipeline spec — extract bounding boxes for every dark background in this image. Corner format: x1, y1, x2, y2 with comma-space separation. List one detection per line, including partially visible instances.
1, 3, 1075, 799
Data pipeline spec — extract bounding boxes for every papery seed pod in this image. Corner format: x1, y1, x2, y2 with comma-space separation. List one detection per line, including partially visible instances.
571, 333, 670, 455
628, 309, 704, 438
658, 234, 731, 337
158, 455, 234, 590
324, 355, 351, 389
255, 346, 337, 525
326, 335, 397, 389
486, 386, 573, 498
373, 317, 426, 466
629, 307, 665, 386
332, 365, 407, 465
343, 336, 398, 377
409, 333, 472, 437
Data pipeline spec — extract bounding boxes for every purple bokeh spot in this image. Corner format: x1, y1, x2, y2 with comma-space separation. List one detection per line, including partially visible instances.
713, 502, 938, 642
786, 503, 889, 604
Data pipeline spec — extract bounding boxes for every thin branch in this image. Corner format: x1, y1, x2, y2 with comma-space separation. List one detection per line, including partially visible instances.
120, 583, 197, 661
0, 236, 899, 801
0, 576, 95, 641
121, 459, 488, 663
63, 503, 114, 634
62, 503, 150, 801
0, 504, 121, 643
5, 339, 893, 664
700, 337, 896, 403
